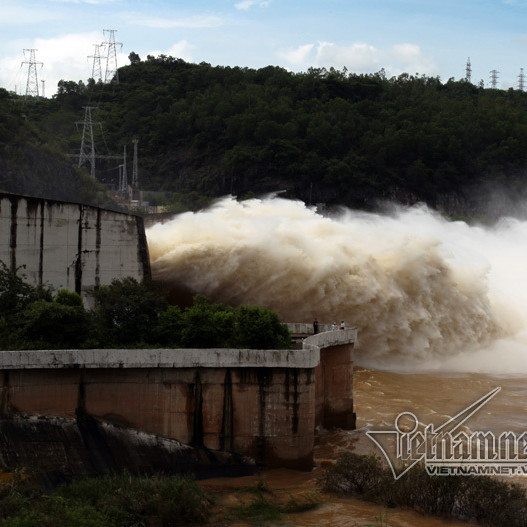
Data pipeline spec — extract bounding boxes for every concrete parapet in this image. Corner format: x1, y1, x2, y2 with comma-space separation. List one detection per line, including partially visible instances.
0, 348, 320, 370
302, 328, 358, 351
286, 322, 349, 335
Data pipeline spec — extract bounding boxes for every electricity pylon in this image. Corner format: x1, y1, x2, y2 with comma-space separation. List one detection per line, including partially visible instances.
88, 43, 104, 82
489, 69, 499, 89
77, 107, 100, 179
102, 29, 122, 83
465, 57, 472, 83
22, 49, 43, 99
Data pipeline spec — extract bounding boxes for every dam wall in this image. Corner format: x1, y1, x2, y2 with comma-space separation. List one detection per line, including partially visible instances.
0, 331, 356, 472
0, 193, 150, 297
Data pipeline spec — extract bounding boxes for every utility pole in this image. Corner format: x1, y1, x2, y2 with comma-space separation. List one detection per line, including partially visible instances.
121, 144, 128, 191
88, 43, 104, 82
22, 49, 43, 99
489, 69, 499, 89
465, 57, 472, 83
102, 29, 122, 84
519, 68, 525, 91
118, 165, 124, 192
41, 80, 45, 99
132, 139, 139, 187
77, 106, 100, 179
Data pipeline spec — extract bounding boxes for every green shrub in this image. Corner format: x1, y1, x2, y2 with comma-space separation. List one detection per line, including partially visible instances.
91, 277, 168, 346
153, 304, 184, 346
180, 296, 235, 348
233, 305, 291, 349
0, 474, 213, 526
17, 299, 89, 349
318, 453, 527, 526
0, 266, 291, 351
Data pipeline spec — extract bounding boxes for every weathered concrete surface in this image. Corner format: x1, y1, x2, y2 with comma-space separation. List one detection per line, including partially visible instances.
0, 333, 355, 473
304, 330, 357, 430
0, 192, 150, 297
0, 415, 252, 484
303, 328, 358, 350
0, 351, 319, 470
0, 348, 320, 370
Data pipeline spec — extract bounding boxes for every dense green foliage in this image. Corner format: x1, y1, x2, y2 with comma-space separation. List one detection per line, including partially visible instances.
12, 56, 527, 212
0, 264, 290, 350
0, 91, 114, 207
0, 472, 212, 526
319, 453, 527, 526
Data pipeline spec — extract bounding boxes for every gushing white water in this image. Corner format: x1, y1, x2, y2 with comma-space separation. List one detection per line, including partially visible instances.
146, 196, 527, 372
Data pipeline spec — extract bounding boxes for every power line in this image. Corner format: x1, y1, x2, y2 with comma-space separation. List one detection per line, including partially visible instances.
21, 49, 43, 99
71, 108, 128, 186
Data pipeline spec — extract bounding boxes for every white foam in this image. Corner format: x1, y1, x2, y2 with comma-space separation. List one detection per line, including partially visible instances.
147, 196, 527, 372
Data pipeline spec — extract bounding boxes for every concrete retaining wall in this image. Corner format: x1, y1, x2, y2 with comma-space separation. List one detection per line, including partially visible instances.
0, 335, 356, 471
0, 193, 150, 297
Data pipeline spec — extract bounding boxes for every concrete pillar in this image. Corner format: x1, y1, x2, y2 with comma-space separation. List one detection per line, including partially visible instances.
316, 343, 356, 429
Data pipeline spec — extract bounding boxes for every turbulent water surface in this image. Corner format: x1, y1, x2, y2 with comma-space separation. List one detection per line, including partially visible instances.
147, 195, 527, 371
147, 197, 527, 525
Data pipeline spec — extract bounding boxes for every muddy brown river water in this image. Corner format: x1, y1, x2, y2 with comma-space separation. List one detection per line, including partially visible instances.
201, 367, 527, 526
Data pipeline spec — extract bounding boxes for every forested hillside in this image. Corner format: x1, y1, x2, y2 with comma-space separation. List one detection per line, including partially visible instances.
5, 56, 527, 215
0, 88, 114, 207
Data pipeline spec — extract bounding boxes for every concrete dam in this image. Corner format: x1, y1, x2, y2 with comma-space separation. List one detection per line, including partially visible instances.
0, 193, 357, 475
0, 192, 150, 296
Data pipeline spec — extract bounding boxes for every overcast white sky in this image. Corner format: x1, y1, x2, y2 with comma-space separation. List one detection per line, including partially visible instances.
2, 0, 527, 96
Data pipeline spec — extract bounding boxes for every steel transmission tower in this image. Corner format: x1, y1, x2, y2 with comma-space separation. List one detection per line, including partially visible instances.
88, 43, 104, 82
465, 57, 472, 83
22, 49, 43, 99
77, 107, 101, 179
489, 69, 499, 89
132, 139, 139, 187
102, 29, 122, 83
519, 68, 526, 91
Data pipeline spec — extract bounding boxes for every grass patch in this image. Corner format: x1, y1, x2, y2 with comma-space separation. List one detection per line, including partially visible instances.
0, 473, 213, 526
229, 496, 283, 525
224, 476, 321, 526
318, 452, 527, 526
